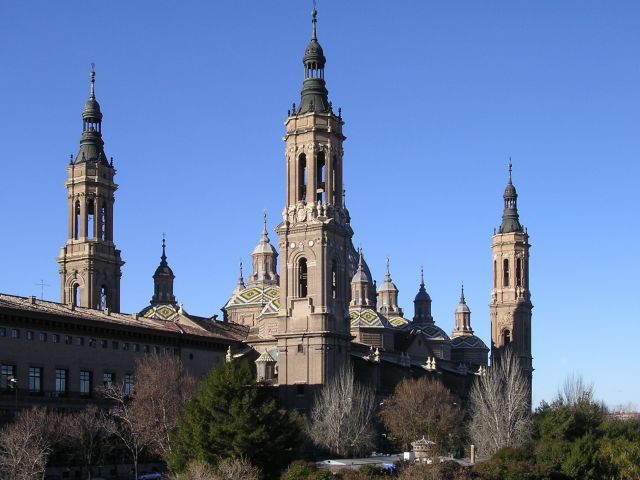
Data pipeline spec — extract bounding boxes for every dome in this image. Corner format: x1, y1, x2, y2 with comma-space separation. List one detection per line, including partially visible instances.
504, 182, 517, 197
303, 39, 326, 66
154, 264, 174, 277
451, 335, 488, 350
83, 98, 102, 119
350, 308, 391, 329
252, 241, 277, 256
414, 288, 431, 302
455, 302, 470, 314
416, 324, 450, 341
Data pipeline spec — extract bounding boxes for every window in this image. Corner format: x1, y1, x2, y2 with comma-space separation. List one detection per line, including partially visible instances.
0, 327, 5, 337
101, 339, 108, 349
503, 258, 510, 287
76, 337, 85, 346
298, 154, 307, 202
123, 374, 133, 396
134, 344, 140, 352
26, 331, 34, 341
72, 283, 80, 307
38, 332, 47, 342
103, 372, 114, 388
316, 151, 326, 203
297, 344, 304, 353
503, 330, 511, 345
99, 286, 107, 311
28, 367, 42, 393
144, 345, 150, 353
87, 198, 95, 240
80, 371, 92, 396
173, 348, 179, 355
516, 258, 522, 287
296, 384, 305, 397
298, 258, 308, 297
53, 334, 60, 344
1, 365, 16, 391
493, 260, 497, 289
89, 338, 96, 348
154, 346, 160, 354
55, 369, 68, 395
64, 335, 72, 345
11, 329, 20, 339
74, 200, 80, 240
112, 341, 118, 350
331, 260, 337, 299
99, 202, 107, 240
123, 343, 130, 351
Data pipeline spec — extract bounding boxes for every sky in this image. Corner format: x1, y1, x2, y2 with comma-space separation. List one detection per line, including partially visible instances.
0, 1, 638, 409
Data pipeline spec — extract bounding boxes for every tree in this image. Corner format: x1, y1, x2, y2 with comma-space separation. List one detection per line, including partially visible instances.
172, 457, 262, 480
468, 347, 531, 458
308, 366, 377, 458
167, 359, 299, 480
380, 377, 463, 453
61, 405, 112, 479
130, 353, 196, 458
0, 407, 59, 480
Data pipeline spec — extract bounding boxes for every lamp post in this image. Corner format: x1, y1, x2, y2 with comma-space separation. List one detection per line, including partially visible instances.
9, 377, 18, 415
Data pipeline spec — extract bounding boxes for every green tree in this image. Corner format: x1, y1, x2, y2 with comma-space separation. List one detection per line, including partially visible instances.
167, 360, 299, 479
280, 461, 333, 480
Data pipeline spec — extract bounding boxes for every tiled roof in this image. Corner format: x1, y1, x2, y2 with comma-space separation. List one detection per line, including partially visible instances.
0, 294, 247, 342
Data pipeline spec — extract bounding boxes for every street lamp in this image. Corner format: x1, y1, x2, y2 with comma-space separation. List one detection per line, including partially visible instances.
8, 377, 18, 414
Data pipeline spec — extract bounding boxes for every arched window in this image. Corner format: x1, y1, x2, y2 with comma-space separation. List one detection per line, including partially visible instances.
503, 259, 510, 287
503, 329, 511, 345
332, 155, 338, 203
74, 201, 81, 240
87, 199, 95, 240
99, 286, 107, 311
99, 202, 107, 240
316, 151, 326, 203
493, 260, 497, 289
298, 154, 307, 202
298, 258, 308, 297
72, 284, 80, 307
331, 260, 337, 299
516, 258, 522, 287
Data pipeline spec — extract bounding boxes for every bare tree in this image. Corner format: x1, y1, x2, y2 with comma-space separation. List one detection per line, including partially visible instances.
62, 405, 111, 479
101, 384, 148, 480
0, 407, 58, 480
557, 373, 594, 406
171, 458, 261, 480
131, 353, 196, 458
468, 348, 531, 458
308, 366, 377, 457
380, 377, 463, 452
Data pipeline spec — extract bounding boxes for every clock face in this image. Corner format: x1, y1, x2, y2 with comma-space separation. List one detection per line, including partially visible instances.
289, 242, 296, 249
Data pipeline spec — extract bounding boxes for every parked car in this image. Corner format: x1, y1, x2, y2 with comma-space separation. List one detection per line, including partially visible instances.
138, 473, 162, 480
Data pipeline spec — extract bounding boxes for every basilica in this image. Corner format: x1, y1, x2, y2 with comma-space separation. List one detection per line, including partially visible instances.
0, 8, 532, 416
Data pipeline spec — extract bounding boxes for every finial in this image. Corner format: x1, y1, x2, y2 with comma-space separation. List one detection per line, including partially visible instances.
508, 157, 513, 184
460, 282, 465, 303
239, 259, 244, 282
161, 234, 167, 262
358, 248, 364, 268
89, 62, 96, 99
311, 1, 318, 41
69, 154, 74, 165
385, 257, 391, 278
261, 210, 269, 242
420, 266, 425, 287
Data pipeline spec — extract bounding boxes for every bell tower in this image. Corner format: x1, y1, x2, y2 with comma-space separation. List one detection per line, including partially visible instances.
57, 66, 124, 312
274, 7, 353, 407
490, 162, 532, 402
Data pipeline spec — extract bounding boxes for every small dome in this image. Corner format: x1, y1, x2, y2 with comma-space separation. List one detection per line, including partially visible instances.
252, 241, 277, 256
451, 335, 488, 350
83, 98, 102, 119
414, 288, 431, 302
303, 39, 326, 66
504, 182, 517, 197
154, 264, 174, 277
455, 302, 470, 314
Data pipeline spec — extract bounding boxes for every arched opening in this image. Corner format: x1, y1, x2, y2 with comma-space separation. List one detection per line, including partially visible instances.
503, 258, 510, 287
316, 151, 326, 203
503, 329, 511, 346
298, 154, 307, 202
99, 286, 107, 311
99, 202, 107, 240
72, 284, 80, 307
516, 258, 522, 287
332, 155, 338, 203
493, 260, 497, 289
74, 201, 81, 240
87, 199, 95, 240
331, 259, 337, 299
298, 258, 308, 297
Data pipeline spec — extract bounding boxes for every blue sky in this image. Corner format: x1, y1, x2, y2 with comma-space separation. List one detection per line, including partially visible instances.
0, 1, 638, 408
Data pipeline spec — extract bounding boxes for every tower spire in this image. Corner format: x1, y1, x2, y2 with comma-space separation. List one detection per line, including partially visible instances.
248, 210, 279, 285
413, 266, 433, 324
311, 3, 318, 40
452, 281, 473, 337
150, 236, 176, 306
298, 3, 330, 114
89, 62, 96, 99
499, 159, 523, 233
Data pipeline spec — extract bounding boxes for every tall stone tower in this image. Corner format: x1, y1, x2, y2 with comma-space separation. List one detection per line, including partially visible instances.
274, 8, 352, 408
57, 67, 124, 312
490, 162, 533, 401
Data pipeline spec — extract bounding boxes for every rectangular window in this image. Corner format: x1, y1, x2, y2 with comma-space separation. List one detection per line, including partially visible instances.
38, 332, 47, 342
55, 369, 68, 395
103, 372, 114, 388
89, 338, 96, 347
80, 371, 92, 396
64, 335, 72, 345
76, 337, 85, 346
1, 365, 16, 391
297, 344, 304, 353
112, 341, 118, 350
28, 367, 42, 393
154, 346, 160, 354
134, 344, 140, 352
123, 374, 133, 396
11, 329, 20, 339
296, 384, 305, 397
123, 343, 130, 351
52, 334, 60, 344
0, 327, 5, 337
101, 340, 108, 349
144, 345, 150, 353
26, 331, 34, 341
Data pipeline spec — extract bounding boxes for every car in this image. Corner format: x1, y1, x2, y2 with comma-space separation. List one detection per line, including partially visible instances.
138, 473, 162, 480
